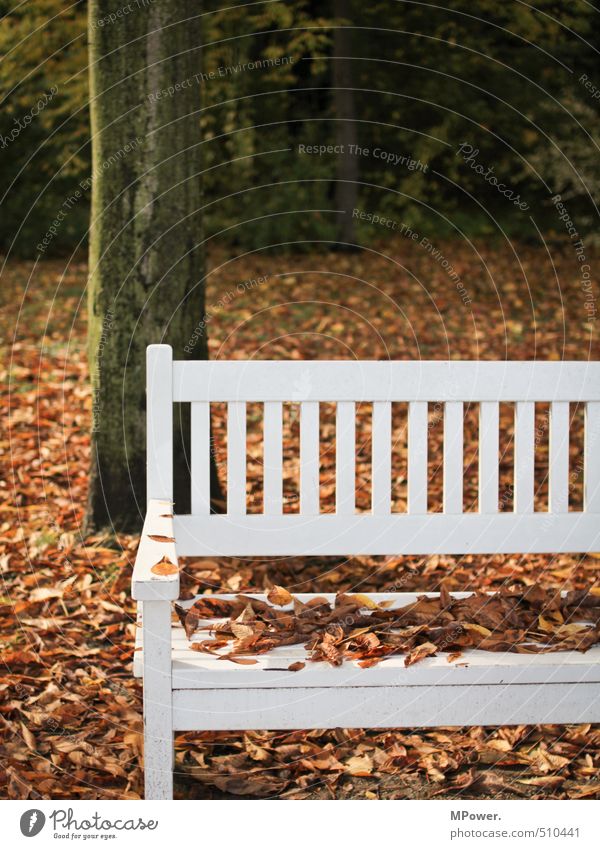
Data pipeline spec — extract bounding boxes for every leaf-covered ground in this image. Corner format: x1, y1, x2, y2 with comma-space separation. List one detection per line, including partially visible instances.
1, 241, 600, 799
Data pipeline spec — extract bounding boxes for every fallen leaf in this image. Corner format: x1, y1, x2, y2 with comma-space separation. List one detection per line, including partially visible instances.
518, 776, 564, 788
404, 642, 438, 667
30, 587, 63, 602
347, 593, 380, 610
151, 556, 178, 576
267, 585, 293, 606
345, 754, 373, 776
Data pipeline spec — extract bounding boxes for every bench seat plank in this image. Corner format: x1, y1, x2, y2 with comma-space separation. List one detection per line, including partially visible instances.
134, 592, 600, 690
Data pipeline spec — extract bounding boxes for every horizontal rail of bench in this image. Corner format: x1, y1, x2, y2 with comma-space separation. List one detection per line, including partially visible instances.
172, 682, 600, 730
172, 359, 600, 402
173, 513, 600, 556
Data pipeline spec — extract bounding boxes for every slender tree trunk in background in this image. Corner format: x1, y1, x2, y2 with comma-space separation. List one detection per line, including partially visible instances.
332, 0, 358, 247
87, 0, 219, 531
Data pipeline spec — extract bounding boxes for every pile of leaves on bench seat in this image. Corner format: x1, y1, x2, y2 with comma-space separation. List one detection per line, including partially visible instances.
175, 585, 600, 668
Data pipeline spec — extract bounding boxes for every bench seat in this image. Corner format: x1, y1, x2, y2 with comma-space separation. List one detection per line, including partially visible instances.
134, 592, 600, 730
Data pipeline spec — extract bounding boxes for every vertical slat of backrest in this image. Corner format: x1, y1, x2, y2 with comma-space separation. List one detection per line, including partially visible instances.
514, 401, 535, 513
147, 345, 173, 503
408, 401, 428, 513
300, 401, 320, 514
336, 401, 356, 515
479, 402, 499, 513
372, 401, 391, 514
443, 401, 464, 514
549, 401, 569, 514
227, 401, 246, 514
263, 401, 283, 514
585, 401, 600, 512
191, 402, 210, 514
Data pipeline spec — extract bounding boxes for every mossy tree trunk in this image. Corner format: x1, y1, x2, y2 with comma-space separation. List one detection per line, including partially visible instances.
87, 0, 216, 531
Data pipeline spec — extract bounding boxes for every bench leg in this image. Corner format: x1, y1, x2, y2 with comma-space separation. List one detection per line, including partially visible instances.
142, 600, 174, 799
144, 724, 173, 799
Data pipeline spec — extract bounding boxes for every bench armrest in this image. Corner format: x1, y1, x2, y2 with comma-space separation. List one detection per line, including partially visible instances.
132, 499, 180, 601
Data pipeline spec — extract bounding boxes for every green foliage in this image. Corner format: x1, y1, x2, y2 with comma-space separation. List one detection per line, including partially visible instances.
527, 89, 600, 240
0, 0, 89, 254
346, 0, 598, 240
1, 0, 599, 256
198, 0, 335, 249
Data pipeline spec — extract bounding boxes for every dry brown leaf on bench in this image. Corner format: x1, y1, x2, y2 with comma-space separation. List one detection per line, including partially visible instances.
404, 641, 438, 667
267, 585, 293, 606
151, 557, 178, 576
218, 653, 259, 665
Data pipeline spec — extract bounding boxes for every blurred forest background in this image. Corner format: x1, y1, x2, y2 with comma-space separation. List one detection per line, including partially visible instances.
1, 0, 600, 257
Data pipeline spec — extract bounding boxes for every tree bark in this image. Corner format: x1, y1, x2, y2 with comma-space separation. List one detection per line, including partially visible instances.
332, 0, 358, 247
87, 0, 217, 531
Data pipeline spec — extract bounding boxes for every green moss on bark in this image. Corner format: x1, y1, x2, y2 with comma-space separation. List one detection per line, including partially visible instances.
87, 1, 209, 531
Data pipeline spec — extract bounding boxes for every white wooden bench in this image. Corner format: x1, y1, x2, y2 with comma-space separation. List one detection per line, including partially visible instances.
132, 344, 600, 799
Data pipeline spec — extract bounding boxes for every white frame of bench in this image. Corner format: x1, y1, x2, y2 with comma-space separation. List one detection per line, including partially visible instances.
132, 345, 600, 798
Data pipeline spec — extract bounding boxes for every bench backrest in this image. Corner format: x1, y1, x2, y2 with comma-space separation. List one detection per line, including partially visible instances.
147, 345, 600, 557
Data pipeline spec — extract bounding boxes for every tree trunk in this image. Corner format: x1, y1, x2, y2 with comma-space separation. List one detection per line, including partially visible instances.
332, 0, 358, 247
87, 0, 218, 531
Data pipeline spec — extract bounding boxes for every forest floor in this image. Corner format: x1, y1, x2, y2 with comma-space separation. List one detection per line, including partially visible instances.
2, 239, 600, 800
